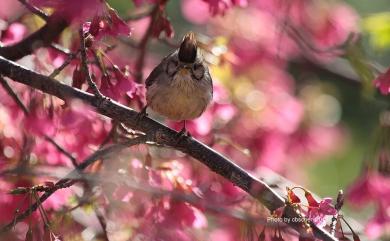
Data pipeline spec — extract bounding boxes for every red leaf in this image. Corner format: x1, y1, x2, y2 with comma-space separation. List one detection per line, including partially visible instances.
89, 15, 102, 37
305, 191, 319, 208
72, 66, 86, 89
287, 188, 301, 204
152, 13, 174, 38
107, 7, 131, 37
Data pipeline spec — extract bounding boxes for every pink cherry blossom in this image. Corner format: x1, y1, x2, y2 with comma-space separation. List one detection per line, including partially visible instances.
366, 203, 390, 239
23, 98, 57, 137
308, 198, 337, 227
31, 0, 106, 23
203, 0, 247, 16
348, 171, 390, 207
0, 22, 27, 45
287, 125, 345, 161
374, 67, 390, 95
181, 0, 211, 25
0, 0, 24, 20
308, 4, 359, 49
136, 199, 207, 240
84, 7, 131, 40
348, 171, 390, 238
100, 66, 141, 104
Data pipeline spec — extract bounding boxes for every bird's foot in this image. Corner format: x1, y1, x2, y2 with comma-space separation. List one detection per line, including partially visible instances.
135, 106, 148, 127
175, 127, 191, 145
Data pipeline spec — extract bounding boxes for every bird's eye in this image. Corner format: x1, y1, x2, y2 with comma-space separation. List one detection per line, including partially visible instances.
166, 60, 178, 76
192, 63, 204, 80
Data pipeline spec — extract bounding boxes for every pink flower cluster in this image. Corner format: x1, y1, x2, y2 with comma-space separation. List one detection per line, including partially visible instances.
348, 171, 390, 239
178, 0, 355, 174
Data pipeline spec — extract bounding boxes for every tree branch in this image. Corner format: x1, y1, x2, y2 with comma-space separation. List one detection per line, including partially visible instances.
134, 4, 160, 83
0, 56, 337, 241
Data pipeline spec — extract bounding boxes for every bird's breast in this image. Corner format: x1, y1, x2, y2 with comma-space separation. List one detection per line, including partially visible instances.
146, 72, 212, 121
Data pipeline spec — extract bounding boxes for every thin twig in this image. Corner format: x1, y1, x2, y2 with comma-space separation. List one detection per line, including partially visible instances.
18, 0, 48, 21
99, 122, 118, 147
9, 181, 77, 194
330, 190, 345, 236
44, 136, 78, 167
79, 28, 103, 97
94, 206, 110, 241
134, 4, 160, 83
49, 49, 80, 78
0, 76, 29, 114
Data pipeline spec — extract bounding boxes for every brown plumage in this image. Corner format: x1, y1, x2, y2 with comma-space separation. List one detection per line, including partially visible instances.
144, 32, 213, 133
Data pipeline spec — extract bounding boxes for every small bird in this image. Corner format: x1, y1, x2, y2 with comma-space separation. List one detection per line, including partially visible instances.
143, 32, 213, 136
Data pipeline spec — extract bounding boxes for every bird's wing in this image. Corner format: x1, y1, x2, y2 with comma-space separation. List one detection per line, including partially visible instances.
205, 66, 213, 98
145, 52, 176, 88
145, 62, 164, 88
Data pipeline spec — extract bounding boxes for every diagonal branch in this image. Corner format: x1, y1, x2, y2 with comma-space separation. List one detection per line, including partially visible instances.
44, 136, 78, 167
0, 56, 337, 241
0, 76, 30, 114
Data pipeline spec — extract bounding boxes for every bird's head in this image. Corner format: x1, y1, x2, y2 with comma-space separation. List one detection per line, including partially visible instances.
164, 32, 205, 81
178, 31, 197, 64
